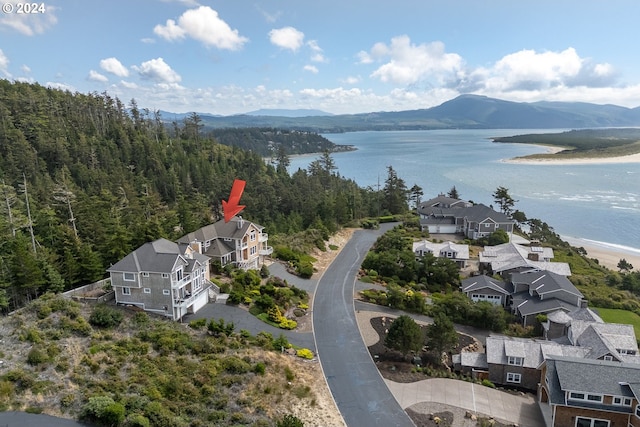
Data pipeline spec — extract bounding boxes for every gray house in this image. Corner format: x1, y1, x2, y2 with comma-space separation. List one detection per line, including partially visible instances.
479, 242, 571, 277
460, 275, 512, 307
418, 197, 514, 239
107, 238, 212, 321
413, 240, 470, 267
510, 270, 584, 326
177, 216, 272, 270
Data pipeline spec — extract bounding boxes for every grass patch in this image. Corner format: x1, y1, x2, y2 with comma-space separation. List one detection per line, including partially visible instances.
593, 307, 640, 340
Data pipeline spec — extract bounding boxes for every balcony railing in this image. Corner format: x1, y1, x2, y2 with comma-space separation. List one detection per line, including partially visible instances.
259, 233, 268, 242
174, 284, 211, 309
259, 246, 273, 256
171, 273, 192, 289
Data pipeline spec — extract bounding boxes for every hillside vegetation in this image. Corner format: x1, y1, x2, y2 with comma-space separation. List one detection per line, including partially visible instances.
0, 294, 336, 426
0, 80, 386, 312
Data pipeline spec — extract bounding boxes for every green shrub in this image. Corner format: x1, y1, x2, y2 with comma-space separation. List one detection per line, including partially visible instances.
253, 362, 266, 375
81, 395, 125, 426
481, 379, 495, 388
277, 414, 304, 427
296, 262, 314, 278
89, 305, 124, 328
188, 318, 207, 330
27, 347, 49, 366
125, 414, 150, 427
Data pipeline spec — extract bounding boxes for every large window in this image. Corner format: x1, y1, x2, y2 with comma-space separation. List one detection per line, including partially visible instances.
123, 272, 135, 282
122, 287, 131, 295
575, 417, 609, 427
612, 396, 632, 406
506, 372, 521, 383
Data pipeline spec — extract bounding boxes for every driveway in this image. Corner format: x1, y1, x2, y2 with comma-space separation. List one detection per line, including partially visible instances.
386, 378, 545, 427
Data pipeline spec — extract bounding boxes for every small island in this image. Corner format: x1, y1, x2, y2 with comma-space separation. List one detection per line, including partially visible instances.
494, 128, 640, 164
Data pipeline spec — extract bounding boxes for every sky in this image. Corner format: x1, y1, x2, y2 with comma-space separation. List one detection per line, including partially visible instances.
2, 0, 640, 115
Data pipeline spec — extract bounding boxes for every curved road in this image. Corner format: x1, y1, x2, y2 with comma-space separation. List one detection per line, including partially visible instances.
313, 225, 415, 427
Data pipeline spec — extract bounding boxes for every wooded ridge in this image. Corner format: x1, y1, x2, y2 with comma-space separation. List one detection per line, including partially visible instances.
0, 80, 386, 312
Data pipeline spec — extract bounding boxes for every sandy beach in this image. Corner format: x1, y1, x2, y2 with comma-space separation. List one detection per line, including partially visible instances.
562, 236, 640, 271
503, 146, 640, 165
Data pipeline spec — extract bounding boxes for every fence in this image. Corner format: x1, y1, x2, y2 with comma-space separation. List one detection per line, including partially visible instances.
62, 278, 115, 304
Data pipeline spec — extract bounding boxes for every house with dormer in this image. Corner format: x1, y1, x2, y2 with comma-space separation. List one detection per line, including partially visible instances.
539, 356, 640, 427
412, 240, 469, 267
177, 216, 272, 271
479, 242, 571, 277
510, 270, 584, 326
460, 275, 512, 307
417, 195, 514, 238
107, 238, 212, 321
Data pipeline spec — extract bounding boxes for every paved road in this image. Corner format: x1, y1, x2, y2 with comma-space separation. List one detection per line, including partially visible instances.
313, 224, 415, 427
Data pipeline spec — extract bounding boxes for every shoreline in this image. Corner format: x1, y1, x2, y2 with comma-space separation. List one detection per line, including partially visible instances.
562, 235, 640, 271
502, 145, 640, 165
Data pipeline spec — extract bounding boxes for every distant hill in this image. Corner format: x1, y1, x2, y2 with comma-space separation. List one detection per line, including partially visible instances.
161, 95, 640, 132
243, 108, 333, 117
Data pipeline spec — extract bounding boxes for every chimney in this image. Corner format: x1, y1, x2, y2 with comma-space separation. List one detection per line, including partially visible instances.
238, 216, 244, 229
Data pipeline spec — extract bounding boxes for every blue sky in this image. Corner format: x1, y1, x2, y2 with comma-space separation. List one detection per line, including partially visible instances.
2, 0, 640, 115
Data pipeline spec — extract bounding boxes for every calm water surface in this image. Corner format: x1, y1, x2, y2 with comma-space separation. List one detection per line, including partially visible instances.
289, 129, 640, 254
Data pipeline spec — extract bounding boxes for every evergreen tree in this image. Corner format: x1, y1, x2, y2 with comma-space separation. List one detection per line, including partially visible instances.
426, 311, 458, 356
382, 166, 408, 215
492, 186, 517, 216
447, 186, 460, 199
384, 315, 424, 357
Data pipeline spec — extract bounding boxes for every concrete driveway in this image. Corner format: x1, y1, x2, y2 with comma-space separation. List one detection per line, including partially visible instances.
386, 377, 545, 426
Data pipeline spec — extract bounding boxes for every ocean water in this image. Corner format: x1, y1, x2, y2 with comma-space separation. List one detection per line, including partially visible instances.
288, 129, 640, 255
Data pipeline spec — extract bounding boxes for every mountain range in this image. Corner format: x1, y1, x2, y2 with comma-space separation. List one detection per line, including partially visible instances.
161, 95, 640, 133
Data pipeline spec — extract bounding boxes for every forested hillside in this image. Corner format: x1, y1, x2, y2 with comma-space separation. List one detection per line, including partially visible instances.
0, 80, 382, 311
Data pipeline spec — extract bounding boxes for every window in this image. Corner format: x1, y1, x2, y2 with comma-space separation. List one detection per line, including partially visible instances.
575, 417, 610, 427
570, 392, 602, 403
636, 404, 640, 418
507, 356, 524, 366
122, 287, 131, 295
162, 289, 170, 296
506, 373, 521, 383
162, 273, 169, 278
176, 269, 183, 281
250, 230, 256, 241
123, 272, 135, 282
603, 355, 613, 361
250, 246, 257, 256
142, 272, 149, 277
613, 396, 632, 406
143, 288, 151, 294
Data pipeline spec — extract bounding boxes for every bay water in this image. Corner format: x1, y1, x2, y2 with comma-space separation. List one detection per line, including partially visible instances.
288, 129, 640, 256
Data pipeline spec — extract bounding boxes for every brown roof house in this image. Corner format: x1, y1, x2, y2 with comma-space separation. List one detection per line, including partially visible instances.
177, 216, 272, 270
107, 238, 212, 321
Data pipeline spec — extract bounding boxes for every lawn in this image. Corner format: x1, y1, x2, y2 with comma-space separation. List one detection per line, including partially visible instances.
593, 307, 640, 340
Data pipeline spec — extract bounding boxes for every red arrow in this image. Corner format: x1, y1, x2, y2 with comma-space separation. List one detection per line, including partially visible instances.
222, 179, 246, 222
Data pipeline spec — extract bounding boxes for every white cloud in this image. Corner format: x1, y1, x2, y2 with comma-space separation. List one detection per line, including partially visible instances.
269, 26, 305, 52
100, 57, 129, 77
365, 36, 463, 85
342, 76, 361, 85
46, 82, 74, 91
303, 65, 318, 74
154, 6, 248, 50
133, 58, 182, 84
0, 3, 58, 35
0, 49, 10, 77
88, 70, 108, 82
120, 80, 139, 89
307, 40, 327, 63
21, 64, 30, 73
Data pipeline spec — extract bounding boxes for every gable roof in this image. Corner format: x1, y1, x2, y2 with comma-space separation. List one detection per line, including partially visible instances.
511, 270, 583, 299
486, 335, 590, 369
546, 356, 640, 402
461, 275, 511, 295
413, 240, 470, 260
177, 216, 262, 244
108, 238, 185, 274
107, 238, 210, 275
462, 204, 513, 224
480, 242, 571, 276
574, 322, 638, 360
